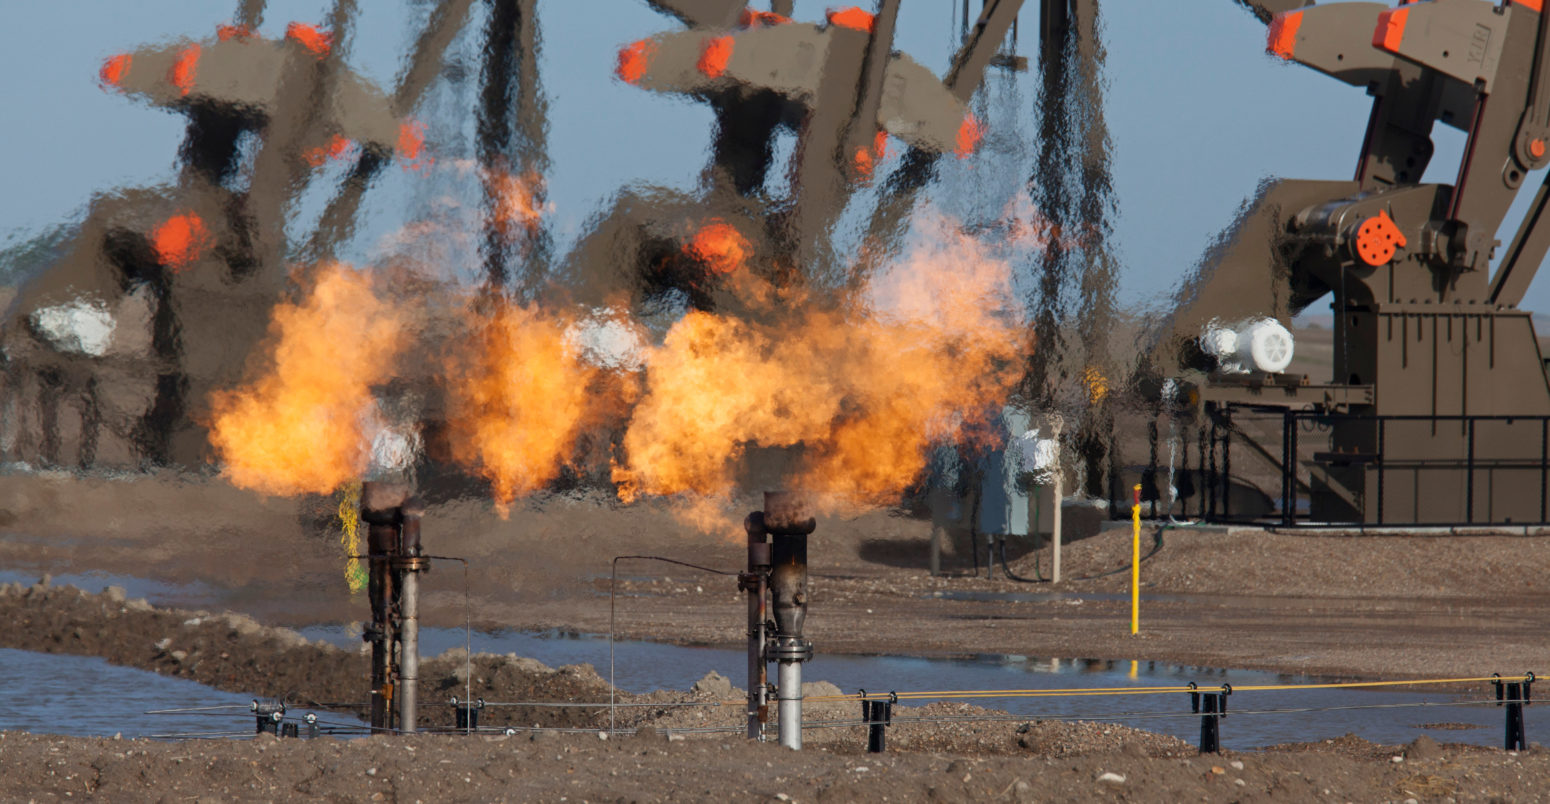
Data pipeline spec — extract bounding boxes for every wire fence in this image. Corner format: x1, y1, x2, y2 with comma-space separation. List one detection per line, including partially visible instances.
140, 673, 1536, 753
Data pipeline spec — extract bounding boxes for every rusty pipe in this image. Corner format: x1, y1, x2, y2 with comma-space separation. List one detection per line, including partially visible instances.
743, 512, 771, 741
361, 480, 409, 732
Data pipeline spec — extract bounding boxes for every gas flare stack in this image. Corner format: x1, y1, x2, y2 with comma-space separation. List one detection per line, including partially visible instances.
741, 491, 815, 749
360, 481, 429, 734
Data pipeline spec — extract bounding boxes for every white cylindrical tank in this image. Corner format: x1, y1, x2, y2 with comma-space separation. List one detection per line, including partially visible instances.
1201, 317, 1295, 374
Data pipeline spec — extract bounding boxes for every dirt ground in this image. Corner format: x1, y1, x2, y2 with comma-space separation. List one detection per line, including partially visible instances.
2, 472, 1548, 681
6, 726, 1550, 803
3, 580, 1548, 801
4, 472, 1550, 800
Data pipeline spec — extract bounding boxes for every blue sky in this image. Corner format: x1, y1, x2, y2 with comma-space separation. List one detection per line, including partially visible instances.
1, 1, 1537, 313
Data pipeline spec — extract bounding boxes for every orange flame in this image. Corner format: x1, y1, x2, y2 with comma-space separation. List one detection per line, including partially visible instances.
443, 303, 601, 508
207, 264, 405, 496
613, 210, 1024, 520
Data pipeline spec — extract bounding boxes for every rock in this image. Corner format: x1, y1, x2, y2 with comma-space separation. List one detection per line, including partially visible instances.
1404, 735, 1443, 762
271, 629, 308, 650
124, 598, 153, 612
219, 612, 263, 637
692, 671, 733, 698
505, 655, 554, 676
182, 617, 202, 627
169, 650, 188, 663
103, 586, 126, 604
558, 663, 604, 683
597, 731, 609, 741
1390, 755, 1404, 763
800, 680, 842, 698
154, 638, 172, 651
37, 573, 52, 588
1229, 760, 1244, 770
1096, 772, 1126, 785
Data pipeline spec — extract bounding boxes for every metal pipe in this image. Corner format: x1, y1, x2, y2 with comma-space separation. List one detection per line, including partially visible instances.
364, 515, 396, 731
399, 569, 418, 732
743, 512, 771, 741
397, 498, 425, 733
361, 480, 410, 733
777, 660, 802, 750
762, 491, 815, 751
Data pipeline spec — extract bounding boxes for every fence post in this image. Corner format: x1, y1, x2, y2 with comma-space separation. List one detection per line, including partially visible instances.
452, 696, 483, 731
860, 692, 893, 753
1191, 683, 1229, 754
1495, 673, 1533, 751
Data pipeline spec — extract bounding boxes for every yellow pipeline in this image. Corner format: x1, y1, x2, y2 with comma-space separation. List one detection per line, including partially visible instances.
804, 676, 1534, 704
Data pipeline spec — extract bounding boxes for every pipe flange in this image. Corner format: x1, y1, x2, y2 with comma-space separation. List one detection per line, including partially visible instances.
767, 639, 813, 662
388, 556, 431, 572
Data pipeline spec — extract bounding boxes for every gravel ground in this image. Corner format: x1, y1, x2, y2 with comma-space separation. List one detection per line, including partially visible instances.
3, 722, 1549, 802
3, 580, 1550, 800
5, 473, 1550, 798
2, 473, 1548, 682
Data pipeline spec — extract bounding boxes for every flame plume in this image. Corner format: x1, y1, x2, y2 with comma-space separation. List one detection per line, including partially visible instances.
443, 302, 600, 508
613, 211, 1025, 519
207, 263, 406, 496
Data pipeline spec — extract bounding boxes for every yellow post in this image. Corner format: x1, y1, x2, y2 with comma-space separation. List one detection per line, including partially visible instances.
1130, 483, 1141, 635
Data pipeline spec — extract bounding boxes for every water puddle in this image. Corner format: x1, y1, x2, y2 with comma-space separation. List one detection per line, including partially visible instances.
0, 648, 362, 739
0, 571, 1515, 750
924, 589, 1196, 604
297, 624, 1506, 750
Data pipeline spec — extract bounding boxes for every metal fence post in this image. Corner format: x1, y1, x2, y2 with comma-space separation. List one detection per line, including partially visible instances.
1495, 674, 1533, 751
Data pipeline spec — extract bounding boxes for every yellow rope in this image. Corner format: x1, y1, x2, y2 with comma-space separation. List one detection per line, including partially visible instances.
799, 675, 1532, 704
1223, 676, 1526, 692
337, 481, 366, 593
